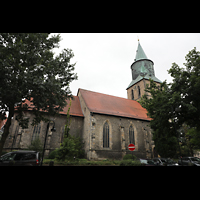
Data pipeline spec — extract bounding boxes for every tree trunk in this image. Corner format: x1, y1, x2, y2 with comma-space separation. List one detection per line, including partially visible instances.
189, 146, 193, 157
188, 141, 194, 157
0, 105, 14, 156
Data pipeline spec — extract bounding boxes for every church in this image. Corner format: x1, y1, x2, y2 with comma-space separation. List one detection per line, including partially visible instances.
3, 41, 162, 160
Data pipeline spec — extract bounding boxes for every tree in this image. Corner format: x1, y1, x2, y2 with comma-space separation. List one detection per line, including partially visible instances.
168, 47, 200, 155
140, 47, 200, 158
178, 124, 200, 156
0, 33, 77, 155
168, 47, 200, 131
140, 80, 180, 157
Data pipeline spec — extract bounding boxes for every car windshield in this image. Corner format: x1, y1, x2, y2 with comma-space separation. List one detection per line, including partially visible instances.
190, 157, 200, 162
0, 153, 16, 161
147, 160, 155, 164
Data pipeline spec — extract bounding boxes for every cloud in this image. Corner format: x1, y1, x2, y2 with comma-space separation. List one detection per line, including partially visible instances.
55, 33, 200, 98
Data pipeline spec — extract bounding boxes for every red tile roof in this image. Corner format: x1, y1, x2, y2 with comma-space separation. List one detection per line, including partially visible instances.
15, 89, 150, 121
0, 118, 7, 129
79, 88, 151, 121
21, 96, 84, 117
59, 96, 84, 117
0, 114, 7, 129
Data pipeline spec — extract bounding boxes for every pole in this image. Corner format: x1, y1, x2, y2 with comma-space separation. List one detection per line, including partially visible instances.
132, 151, 133, 160
40, 122, 49, 166
171, 106, 182, 165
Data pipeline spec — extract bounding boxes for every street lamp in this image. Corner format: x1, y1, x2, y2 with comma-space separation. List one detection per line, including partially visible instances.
40, 120, 56, 166
171, 106, 182, 165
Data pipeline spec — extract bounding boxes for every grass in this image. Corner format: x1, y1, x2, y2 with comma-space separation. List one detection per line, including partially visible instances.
42, 158, 141, 166
43, 157, 180, 166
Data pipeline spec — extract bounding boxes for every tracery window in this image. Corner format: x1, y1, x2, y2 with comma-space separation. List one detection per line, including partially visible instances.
129, 125, 135, 144
138, 86, 141, 98
12, 125, 19, 147
103, 122, 109, 148
131, 89, 134, 100
60, 125, 65, 143
31, 124, 41, 143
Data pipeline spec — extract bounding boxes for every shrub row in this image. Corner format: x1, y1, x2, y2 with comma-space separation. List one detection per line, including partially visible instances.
45, 153, 142, 166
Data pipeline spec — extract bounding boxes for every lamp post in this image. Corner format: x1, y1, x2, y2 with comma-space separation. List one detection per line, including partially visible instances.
40, 120, 56, 166
171, 106, 182, 165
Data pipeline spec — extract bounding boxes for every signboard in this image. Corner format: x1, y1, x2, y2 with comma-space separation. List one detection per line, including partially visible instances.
128, 143, 135, 151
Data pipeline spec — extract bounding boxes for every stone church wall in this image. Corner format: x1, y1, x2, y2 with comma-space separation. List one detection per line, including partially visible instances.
3, 87, 153, 160
3, 108, 152, 160
127, 79, 150, 101
3, 111, 84, 157
127, 79, 161, 101
77, 90, 91, 159
84, 112, 152, 160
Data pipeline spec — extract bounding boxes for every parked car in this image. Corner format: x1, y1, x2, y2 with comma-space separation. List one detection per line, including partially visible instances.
152, 158, 178, 166
0, 150, 40, 166
178, 157, 200, 166
139, 158, 157, 166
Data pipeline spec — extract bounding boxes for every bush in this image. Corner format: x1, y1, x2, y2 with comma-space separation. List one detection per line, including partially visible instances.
56, 134, 85, 161
119, 160, 142, 166
123, 154, 137, 160
48, 149, 58, 159
27, 137, 43, 154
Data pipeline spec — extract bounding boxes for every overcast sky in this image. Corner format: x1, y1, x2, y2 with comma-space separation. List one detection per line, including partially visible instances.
52, 33, 200, 99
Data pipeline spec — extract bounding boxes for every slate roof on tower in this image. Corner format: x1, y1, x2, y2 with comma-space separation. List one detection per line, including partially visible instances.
78, 88, 151, 121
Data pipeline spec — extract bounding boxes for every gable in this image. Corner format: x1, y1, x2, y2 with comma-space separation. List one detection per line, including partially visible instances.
78, 88, 151, 121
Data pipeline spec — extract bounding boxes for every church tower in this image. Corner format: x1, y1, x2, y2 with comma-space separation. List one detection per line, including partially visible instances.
127, 40, 162, 101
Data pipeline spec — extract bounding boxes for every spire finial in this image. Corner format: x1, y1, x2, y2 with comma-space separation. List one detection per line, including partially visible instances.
137, 36, 139, 42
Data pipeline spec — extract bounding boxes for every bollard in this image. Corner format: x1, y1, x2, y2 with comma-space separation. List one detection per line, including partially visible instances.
49, 161, 54, 166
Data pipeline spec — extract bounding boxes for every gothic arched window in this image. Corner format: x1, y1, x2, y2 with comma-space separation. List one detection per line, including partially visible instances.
129, 125, 135, 144
138, 86, 141, 98
131, 89, 134, 100
12, 125, 19, 148
103, 122, 109, 148
31, 124, 41, 143
60, 125, 65, 144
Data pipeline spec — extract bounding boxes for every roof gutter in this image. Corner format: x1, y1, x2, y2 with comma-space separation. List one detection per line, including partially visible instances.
90, 111, 151, 122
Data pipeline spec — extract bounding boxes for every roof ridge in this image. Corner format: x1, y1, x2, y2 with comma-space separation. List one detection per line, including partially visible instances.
79, 88, 135, 101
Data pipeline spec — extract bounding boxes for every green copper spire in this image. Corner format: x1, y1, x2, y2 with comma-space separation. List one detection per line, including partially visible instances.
126, 40, 162, 90
135, 41, 148, 61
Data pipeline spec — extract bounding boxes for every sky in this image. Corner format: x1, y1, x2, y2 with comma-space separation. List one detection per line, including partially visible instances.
52, 33, 200, 99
